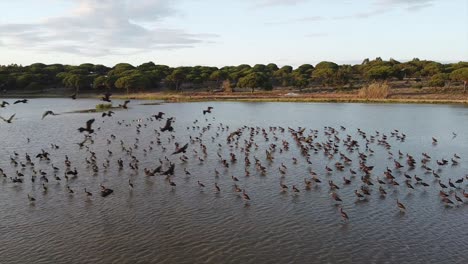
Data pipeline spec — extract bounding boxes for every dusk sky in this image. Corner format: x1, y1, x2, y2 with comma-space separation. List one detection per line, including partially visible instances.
0, 0, 466, 67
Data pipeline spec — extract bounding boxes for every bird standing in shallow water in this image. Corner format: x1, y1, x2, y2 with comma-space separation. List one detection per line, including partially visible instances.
242, 190, 251, 202
397, 200, 406, 212
339, 207, 349, 221
28, 194, 36, 202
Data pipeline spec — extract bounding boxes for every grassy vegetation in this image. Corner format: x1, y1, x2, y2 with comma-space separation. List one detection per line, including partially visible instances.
358, 82, 389, 99
112, 89, 468, 105
95, 103, 112, 110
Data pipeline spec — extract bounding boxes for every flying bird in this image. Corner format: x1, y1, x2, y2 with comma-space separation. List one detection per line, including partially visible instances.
0, 101, 9, 108
101, 93, 112, 102
161, 117, 174, 132
0, 114, 15, 123
153, 112, 165, 120
78, 119, 95, 133
102, 111, 114, 117
119, 100, 130, 109
172, 143, 189, 155
42, 111, 59, 120
13, 99, 28, 104
203, 106, 214, 115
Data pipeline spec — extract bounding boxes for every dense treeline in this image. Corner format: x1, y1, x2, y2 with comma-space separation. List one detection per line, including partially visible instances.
0, 58, 467, 94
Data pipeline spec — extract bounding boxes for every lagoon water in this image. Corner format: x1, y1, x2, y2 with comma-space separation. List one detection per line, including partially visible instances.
0, 99, 467, 264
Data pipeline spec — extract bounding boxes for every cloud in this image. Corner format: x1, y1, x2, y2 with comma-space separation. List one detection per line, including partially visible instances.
265, 16, 326, 25
334, 0, 436, 19
334, 8, 389, 19
374, 0, 436, 10
253, 0, 310, 7
0, 0, 217, 56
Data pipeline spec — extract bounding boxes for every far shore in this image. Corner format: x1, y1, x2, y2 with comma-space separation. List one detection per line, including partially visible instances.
1, 87, 467, 105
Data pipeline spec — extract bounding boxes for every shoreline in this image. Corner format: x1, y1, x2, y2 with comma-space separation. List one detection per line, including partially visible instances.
1, 90, 467, 105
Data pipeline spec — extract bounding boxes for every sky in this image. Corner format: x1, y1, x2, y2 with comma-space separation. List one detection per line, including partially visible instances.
0, 0, 466, 67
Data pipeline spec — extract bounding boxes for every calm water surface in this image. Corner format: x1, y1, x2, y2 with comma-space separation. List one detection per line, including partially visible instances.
0, 99, 467, 264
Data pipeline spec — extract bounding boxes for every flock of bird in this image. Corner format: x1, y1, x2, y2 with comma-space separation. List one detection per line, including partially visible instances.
0, 93, 467, 223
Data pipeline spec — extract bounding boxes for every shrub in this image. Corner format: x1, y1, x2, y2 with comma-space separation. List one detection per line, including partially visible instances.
358, 82, 390, 99
428, 73, 447, 87
96, 103, 112, 110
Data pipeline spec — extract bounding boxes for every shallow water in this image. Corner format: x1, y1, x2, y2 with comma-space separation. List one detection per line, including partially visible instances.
0, 99, 467, 264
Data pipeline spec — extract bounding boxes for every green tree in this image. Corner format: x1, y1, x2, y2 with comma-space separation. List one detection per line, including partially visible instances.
61, 73, 91, 93
93, 76, 108, 90
450, 68, 468, 93
109, 63, 135, 76
428, 73, 448, 87
115, 73, 150, 94
137, 61, 157, 71
312, 61, 338, 86
365, 65, 394, 81
291, 71, 308, 89
210, 70, 228, 87
266, 63, 279, 72
335, 65, 353, 86
273, 68, 292, 87
166, 68, 187, 91
422, 62, 443, 77
237, 72, 272, 92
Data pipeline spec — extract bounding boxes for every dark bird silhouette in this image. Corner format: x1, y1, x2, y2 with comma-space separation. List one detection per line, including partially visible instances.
339, 207, 349, 221
78, 119, 95, 133
101, 93, 112, 102
332, 192, 342, 202
161, 117, 174, 132
42, 110, 59, 120
13, 99, 28, 104
84, 188, 92, 196
172, 143, 188, 155
397, 199, 406, 211
0, 101, 9, 108
242, 190, 251, 201
162, 163, 175, 176
71, 93, 77, 100
100, 185, 114, 197
438, 180, 448, 189
153, 112, 165, 120
102, 111, 114, 117
119, 100, 130, 109
203, 106, 214, 115
354, 190, 364, 199
27, 194, 36, 202
0, 114, 15, 123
